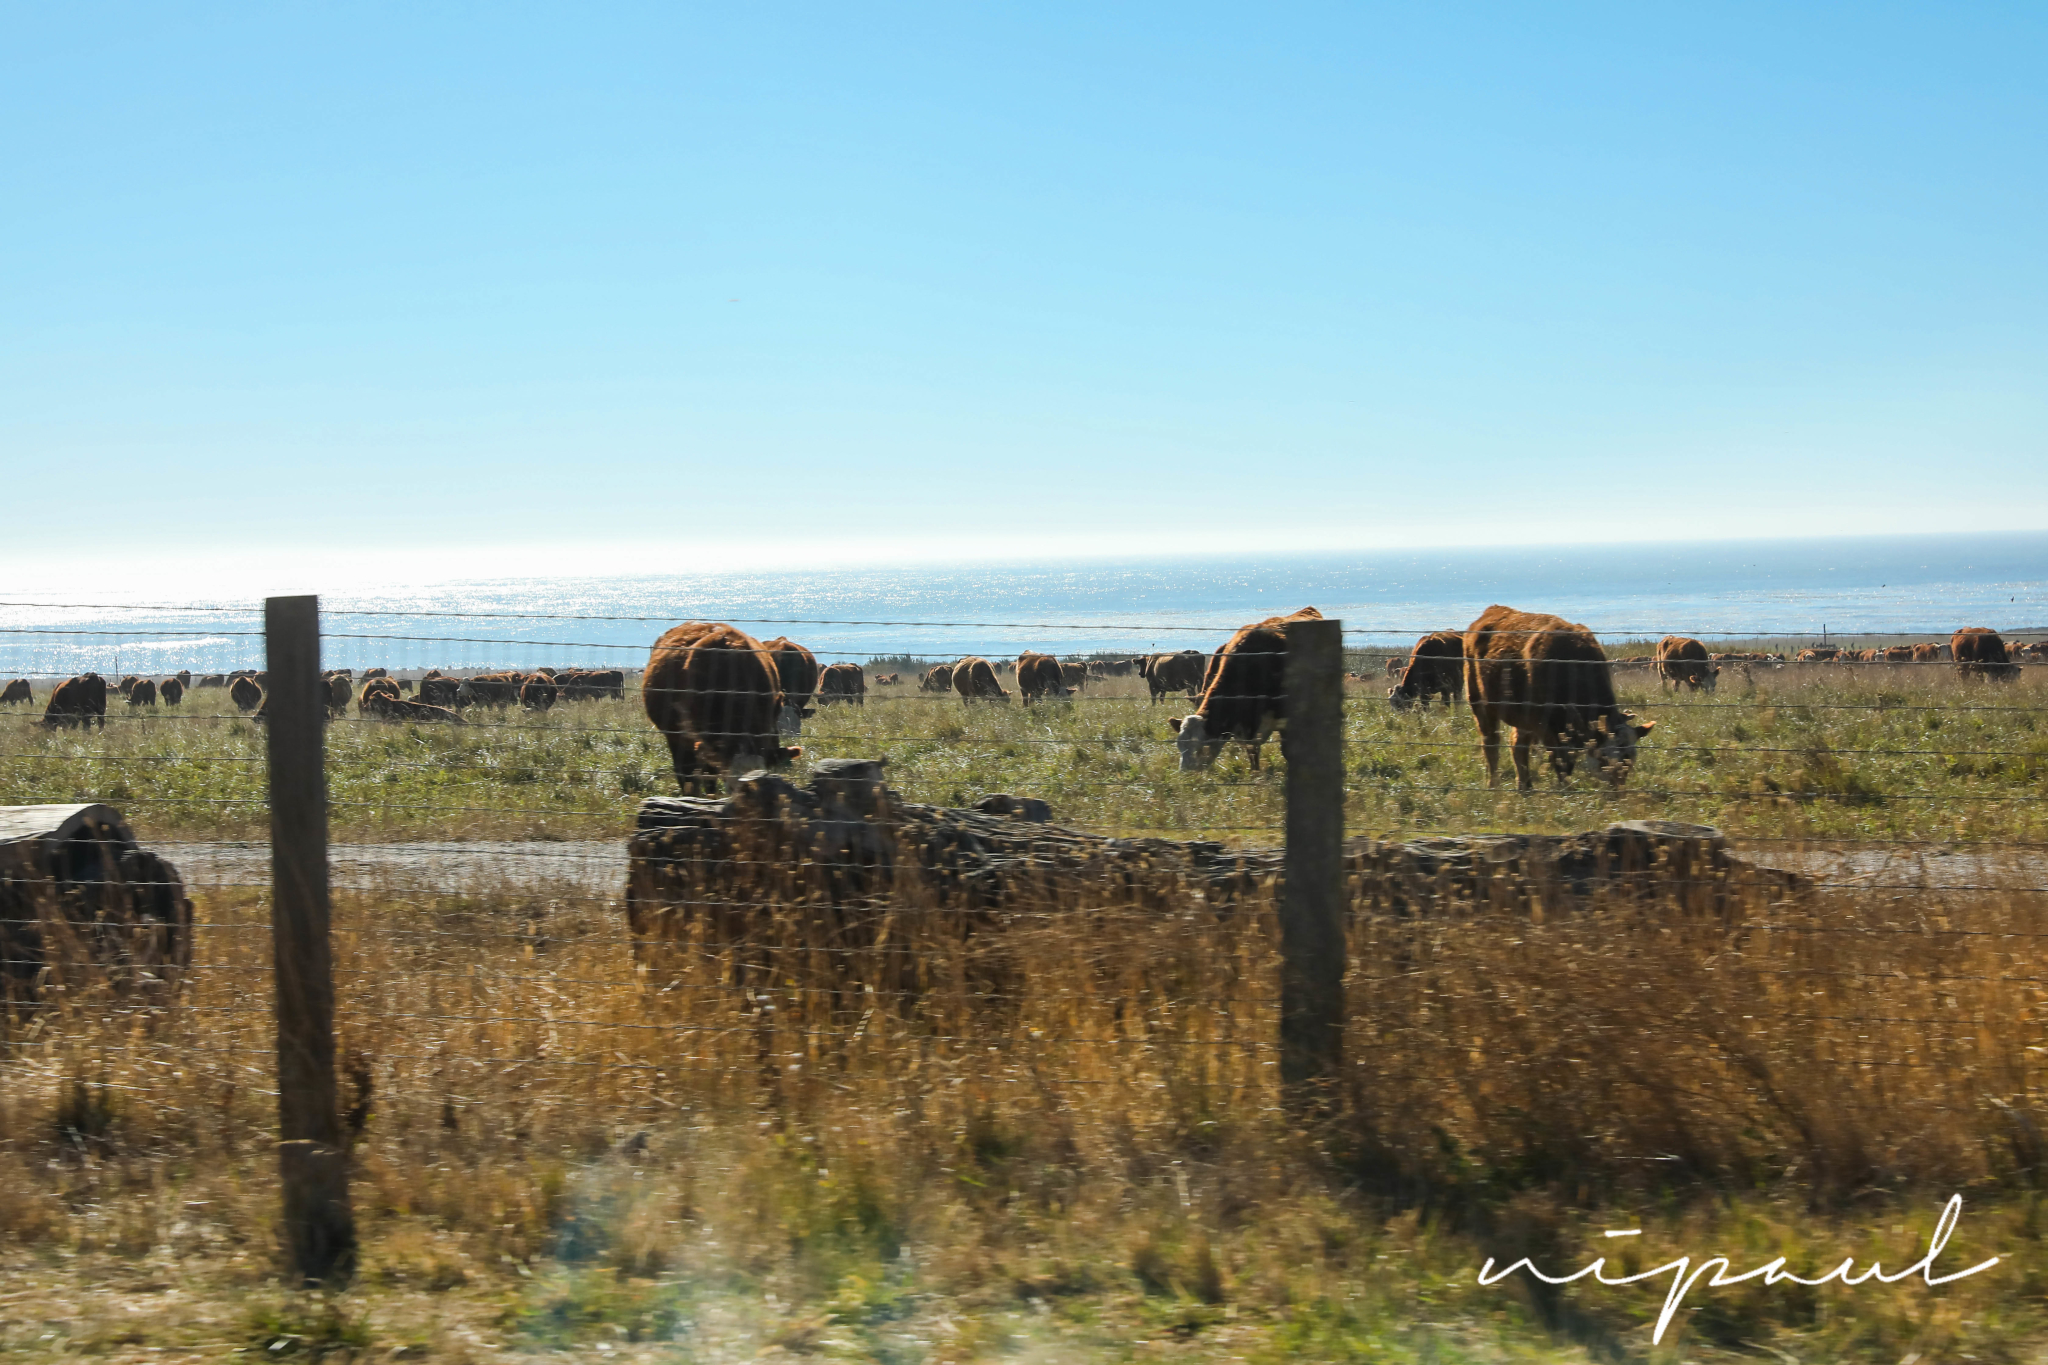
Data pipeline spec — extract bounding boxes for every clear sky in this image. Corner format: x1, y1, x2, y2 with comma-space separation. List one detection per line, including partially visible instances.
4, 4, 2044, 583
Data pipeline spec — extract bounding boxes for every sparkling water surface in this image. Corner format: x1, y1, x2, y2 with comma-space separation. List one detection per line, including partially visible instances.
5, 533, 2045, 676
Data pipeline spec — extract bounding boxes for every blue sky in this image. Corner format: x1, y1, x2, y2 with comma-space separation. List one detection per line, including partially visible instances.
4, 4, 2044, 583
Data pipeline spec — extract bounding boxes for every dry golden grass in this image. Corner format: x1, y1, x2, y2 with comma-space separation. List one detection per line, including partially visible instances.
4, 837, 2045, 1360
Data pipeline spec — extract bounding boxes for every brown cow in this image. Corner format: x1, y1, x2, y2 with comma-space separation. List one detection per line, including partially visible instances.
417, 676, 462, 708
158, 677, 184, 706
126, 678, 158, 707
1140, 650, 1206, 704
460, 672, 524, 707
194, 674, 226, 688
1, 679, 31, 706
952, 657, 1010, 703
324, 674, 353, 717
1059, 661, 1088, 691
1464, 606, 1654, 790
1653, 636, 1718, 693
642, 622, 802, 794
1387, 631, 1465, 711
117, 675, 140, 697
40, 674, 107, 729
175, 670, 192, 688
760, 638, 820, 733
1797, 648, 1837, 663
363, 667, 389, 682
1911, 643, 1941, 664
1167, 607, 1322, 771
359, 677, 404, 716
1016, 652, 1069, 702
520, 673, 558, 710
229, 676, 263, 712
919, 664, 955, 693
1953, 628, 2020, 682
818, 662, 867, 706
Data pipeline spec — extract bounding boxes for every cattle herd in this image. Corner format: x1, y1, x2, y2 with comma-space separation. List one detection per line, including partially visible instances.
4, 616, 2036, 798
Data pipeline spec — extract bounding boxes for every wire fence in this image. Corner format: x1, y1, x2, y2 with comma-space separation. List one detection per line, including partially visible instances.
3, 597, 2046, 1280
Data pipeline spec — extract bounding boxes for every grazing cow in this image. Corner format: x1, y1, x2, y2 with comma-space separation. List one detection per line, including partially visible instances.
1464, 605, 1654, 790
1653, 636, 1718, 693
195, 674, 226, 688
1088, 658, 1135, 678
324, 674, 352, 717
642, 622, 802, 794
1167, 607, 1322, 771
1, 679, 31, 706
229, 676, 263, 712
1387, 630, 1465, 711
363, 667, 389, 682
117, 675, 140, 697
460, 672, 524, 707
1060, 661, 1088, 691
920, 664, 955, 693
175, 670, 192, 688
1797, 648, 1837, 663
1953, 628, 2020, 682
41, 673, 108, 730
158, 677, 184, 706
818, 662, 867, 706
126, 678, 158, 707
952, 657, 1011, 703
1139, 650, 1207, 704
1882, 646, 1915, 664
1911, 643, 1942, 664
1016, 653, 1070, 702
521, 673, 558, 710
760, 638, 820, 734
359, 677, 404, 716
417, 676, 462, 708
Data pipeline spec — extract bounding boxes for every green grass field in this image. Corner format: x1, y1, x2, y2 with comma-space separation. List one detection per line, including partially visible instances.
3, 660, 2042, 845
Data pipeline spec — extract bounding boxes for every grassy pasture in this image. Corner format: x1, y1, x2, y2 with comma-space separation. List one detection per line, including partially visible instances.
2, 660, 2043, 846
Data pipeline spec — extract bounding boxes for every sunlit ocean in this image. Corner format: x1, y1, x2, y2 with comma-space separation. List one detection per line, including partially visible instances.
5, 533, 2046, 676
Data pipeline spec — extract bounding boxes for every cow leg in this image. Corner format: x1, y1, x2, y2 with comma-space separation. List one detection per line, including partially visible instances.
1246, 741, 1261, 771
1476, 712, 1503, 787
662, 731, 703, 795
1511, 727, 1536, 792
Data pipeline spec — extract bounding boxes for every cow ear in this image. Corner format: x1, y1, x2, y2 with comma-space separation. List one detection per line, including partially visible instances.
780, 745, 804, 762
1166, 717, 1182, 733
1633, 719, 1656, 737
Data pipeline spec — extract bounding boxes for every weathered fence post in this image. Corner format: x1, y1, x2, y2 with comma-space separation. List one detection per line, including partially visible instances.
1281, 615, 1346, 1113
265, 594, 355, 1284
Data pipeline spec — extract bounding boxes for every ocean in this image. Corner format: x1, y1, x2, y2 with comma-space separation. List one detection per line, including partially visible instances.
5, 532, 2046, 676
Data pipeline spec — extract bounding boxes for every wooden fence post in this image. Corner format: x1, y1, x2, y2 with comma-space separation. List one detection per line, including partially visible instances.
265, 594, 355, 1284
1281, 615, 1346, 1113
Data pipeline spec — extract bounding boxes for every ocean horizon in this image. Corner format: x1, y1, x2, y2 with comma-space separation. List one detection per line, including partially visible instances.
5, 531, 2046, 676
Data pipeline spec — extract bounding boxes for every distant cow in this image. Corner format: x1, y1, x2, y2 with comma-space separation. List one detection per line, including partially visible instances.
1464, 605, 1654, 790
1387, 631, 1465, 711
1168, 608, 1322, 771
952, 657, 1011, 703
460, 672, 524, 707
1911, 643, 1942, 664
642, 622, 802, 795
1, 679, 31, 706
920, 664, 955, 693
760, 638, 820, 734
1139, 650, 1206, 705
1016, 653, 1069, 702
325, 675, 353, 717
127, 678, 158, 707
41, 673, 108, 730
1060, 661, 1088, 691
362, 667, 389, 682
521, 673, 558, 710
194, 674, 226, 688
1797, 648, 1837, 663
175, 670, 192, 688
1953, 628, 2020, 682
117, 675, 140, 697
359, 677, 404, 716
158, 677, 184, 706
1653, 636, 1718, 693
818, 662, 867, 707
417, 676, 461, 708
229, 676, 263, 713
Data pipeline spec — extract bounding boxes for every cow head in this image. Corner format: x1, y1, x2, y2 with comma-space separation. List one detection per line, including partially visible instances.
1386, 685, 1415, 712
1592, 712, 1655, 785
1168, 714, 1226, 770
1701, 665, 1720, 694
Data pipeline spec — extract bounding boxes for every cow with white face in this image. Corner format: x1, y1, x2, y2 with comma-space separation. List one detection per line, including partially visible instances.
1166, 607, 1322, 772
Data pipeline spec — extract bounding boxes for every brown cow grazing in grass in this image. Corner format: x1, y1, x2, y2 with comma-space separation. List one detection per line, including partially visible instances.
643, 623, 802, 795
127, 678, 158, 707
324, 674, 352, 717
195, 674, 226, 688
460, 672, 524, 707
1, 679, 31, 706
359, 677, 404, 715
229, 676, 263, 712
1016, 653, 1069, 702
1465, 606, 1654, 791
42, 673, 108, 730
1060, 661, 1088, 691
1140, 650, 1206, 704
117, 675, 140, 697
920, 664, 955, 693
1387, 631, 1465, 711
521, 673, 558, 710
952, 657, 1010, 703
818, 662, 867, 706
175, 669, 192, 689
1953, 628, 2020, 682
1167, 607, 1322, 771
417, 676, 461, 708
760, 638, 820, 734
158, 677, 184, 706
1653, 636, 1718, 693
1911, 643, 1941, 664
